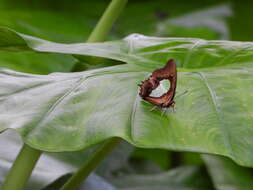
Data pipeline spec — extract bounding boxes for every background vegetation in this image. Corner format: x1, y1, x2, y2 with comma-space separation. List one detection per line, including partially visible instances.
1, 0, 253, 190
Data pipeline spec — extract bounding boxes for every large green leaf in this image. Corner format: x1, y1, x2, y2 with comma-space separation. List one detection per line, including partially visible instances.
203, 155, 253, 190
0, 52, 75, 74
110, 166, 214, 190
156, 4, 232, 40
0, 136, 214, 190
0, 26, 76, 74
0, 10, 92, 43
1, 28, 253, 167
46, 167, 213, 190
0, 130, 75, 190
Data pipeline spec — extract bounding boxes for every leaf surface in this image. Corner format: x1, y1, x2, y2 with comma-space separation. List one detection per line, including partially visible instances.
203, 155, 253, 190
1, 28, 253, 166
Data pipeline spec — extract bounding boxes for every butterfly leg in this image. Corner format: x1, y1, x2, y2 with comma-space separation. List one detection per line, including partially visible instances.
171, 102, 176, 112
161, 109, 167, 116
150, 106, 158, 112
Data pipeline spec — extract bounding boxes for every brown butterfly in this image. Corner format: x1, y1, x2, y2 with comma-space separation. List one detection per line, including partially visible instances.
139, 59, 177, 109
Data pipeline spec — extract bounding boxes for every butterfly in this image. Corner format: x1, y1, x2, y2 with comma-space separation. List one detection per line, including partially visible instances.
139, 59, 177, 109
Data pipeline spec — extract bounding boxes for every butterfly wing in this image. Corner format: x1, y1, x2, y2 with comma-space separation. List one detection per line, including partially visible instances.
139, 59, 177, 108
144, 88, 175, 107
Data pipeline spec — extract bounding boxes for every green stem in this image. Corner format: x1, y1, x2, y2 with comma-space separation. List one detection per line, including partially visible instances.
72, 0, 127, 71
3, 1, 126, 190
63, 0, 126, 188
1, 144, 42, 190
87, 0, 128, 43
60, 138, 120, 190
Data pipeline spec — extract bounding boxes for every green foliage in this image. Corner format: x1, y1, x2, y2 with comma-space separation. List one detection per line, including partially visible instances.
156, 4, 232, 40
203, 155, 253, 190
131, 148, 170, 170
1, 1, 253, 190
0, 131, 75, 190
111, 166, 215, 190
1, 28, 253, 167
0, 52, 75, 74
0, 10, 91, 43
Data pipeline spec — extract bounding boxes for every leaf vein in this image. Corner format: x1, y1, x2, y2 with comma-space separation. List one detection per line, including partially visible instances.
196, 71, 234, 158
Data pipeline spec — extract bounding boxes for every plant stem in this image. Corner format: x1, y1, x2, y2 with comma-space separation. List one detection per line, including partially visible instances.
3, 1, 126, 190
60, 137, 120, 190
1, 144, 42, 190
87, 0, 128, 43
72, 0, 127, 71
63, 1, 125, 189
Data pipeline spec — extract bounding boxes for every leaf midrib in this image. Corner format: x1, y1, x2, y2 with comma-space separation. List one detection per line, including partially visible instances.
196, 71, 234, 158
